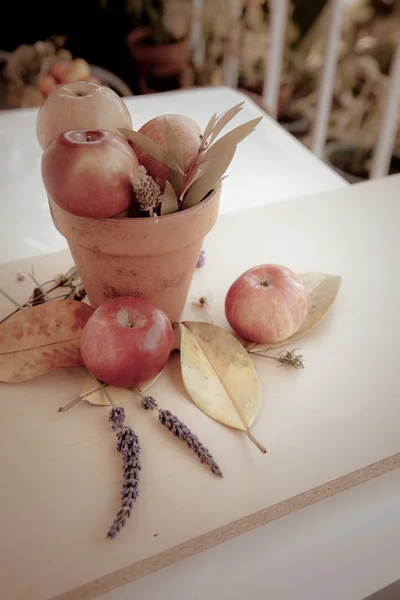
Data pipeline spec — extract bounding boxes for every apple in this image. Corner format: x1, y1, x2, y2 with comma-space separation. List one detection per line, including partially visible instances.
36, 81, 132, 149
81, 297, 173, 387
133, 114, 201, 190
37, 73, 58, 98
41, 129, 139, 218
225, 264, 308, 344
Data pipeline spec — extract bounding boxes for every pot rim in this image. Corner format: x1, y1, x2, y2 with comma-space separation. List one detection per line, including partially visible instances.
127, 27, 187, 49
51, 183, 221, 229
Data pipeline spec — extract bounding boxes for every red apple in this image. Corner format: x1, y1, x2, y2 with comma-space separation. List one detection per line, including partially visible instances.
225, 264, 308, 344
80, 297, 173, 387
133, 114, 201, 190
41, 129, 139, 218
36, 81, 132, 149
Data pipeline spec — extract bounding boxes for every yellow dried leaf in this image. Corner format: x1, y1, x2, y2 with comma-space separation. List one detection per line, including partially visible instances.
246, 273, 342, 352
79, 373, 160, 406
180, 321, 266, 453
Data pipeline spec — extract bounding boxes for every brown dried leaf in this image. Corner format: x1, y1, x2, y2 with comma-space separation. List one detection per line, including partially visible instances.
181, 147, 236, 210
0, 300, 94, 383
164, 117, 184, 195
209, 102, 244, 143
79, 372, 160, 406
161, 180, 179, 215
180, 321, 266, 453
201, 117, 263, 163
119, 128, 183, 174
246, 273, 342, 352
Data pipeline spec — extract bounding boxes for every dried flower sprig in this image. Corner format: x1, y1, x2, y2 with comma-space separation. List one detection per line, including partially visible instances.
250, 348, 305, 369
193, 294, 213, 323
0, 265, 85, 326
141, 396, 223, 478
131, 165, 163, 214
107, 411, 141, 540
196, 250, 206, 269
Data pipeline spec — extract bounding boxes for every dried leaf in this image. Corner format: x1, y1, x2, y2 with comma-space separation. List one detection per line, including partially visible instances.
79, 373, 160, 406
181, 147, 236, 210
0, 300, 93, 383
164, 117, 184, 195
246, 273, 342, 352
201, 117, 262, 163
209, 102, 244, 143
180, 321, 266, 453
119, 128, 183, 174
161, 180, 179, 215
202, 112, 218, 143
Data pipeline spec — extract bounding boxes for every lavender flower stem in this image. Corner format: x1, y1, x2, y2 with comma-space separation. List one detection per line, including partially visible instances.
139, 396, 223, 478
89, 372, 114, 406
107, 408, 141, 539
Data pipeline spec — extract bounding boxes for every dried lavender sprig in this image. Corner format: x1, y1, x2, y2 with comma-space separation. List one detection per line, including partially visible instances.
109, 406, 126, 430
140, 396, 158, 411
159, 410, 222, 477
107, 425, 141, 539
140, 396, 222, 477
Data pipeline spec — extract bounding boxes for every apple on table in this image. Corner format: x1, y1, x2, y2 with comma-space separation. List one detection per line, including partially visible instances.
225, 264, 308, 344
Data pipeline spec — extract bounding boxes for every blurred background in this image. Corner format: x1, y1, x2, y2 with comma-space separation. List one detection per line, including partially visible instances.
1, 0, 399, 182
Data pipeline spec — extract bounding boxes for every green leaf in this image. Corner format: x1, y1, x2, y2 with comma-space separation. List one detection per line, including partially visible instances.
164, 117, 184, 195
201, 117, 263, 163
161, 180, 179, 215
209, 102, 244, 143
181, 147, 236, 210
119, 128, 184, 174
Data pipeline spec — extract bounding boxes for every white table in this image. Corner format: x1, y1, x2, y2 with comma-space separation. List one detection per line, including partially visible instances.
1, 87, 398, 600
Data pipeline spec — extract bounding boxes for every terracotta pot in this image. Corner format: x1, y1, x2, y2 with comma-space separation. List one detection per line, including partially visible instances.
127, 28, 188, 68
48, 186, 220, 324
127, 27, 192, 94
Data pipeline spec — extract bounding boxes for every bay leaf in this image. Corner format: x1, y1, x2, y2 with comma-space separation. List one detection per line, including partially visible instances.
201, 116, 263, 163
202, 112, 218, 144
164, 117, 184, 195
161, 180, 179, 215
79, 372, 160, 406
181, 146, 236, 210
246, 273, 342, 352
180, 321, 266, 453
119, 128, 183, 174
0, 300, 93, 383
209, 101, 244, 143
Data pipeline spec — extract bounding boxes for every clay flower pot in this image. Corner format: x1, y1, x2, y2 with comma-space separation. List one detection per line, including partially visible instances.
48, 186, 220, 324
126, 27, 193, 93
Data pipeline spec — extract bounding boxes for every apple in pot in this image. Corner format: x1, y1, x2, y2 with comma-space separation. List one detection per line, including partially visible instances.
225, 264, 308, 344
41, 129, 139, 218
132, 114, 202, 190
81, 297, 174, 387
36, 81, 132, 149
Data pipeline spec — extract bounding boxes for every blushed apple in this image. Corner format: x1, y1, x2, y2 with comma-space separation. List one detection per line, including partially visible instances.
36, 81, 132, 149
133, 114, 201, 190
225, 264, 308, 344
81, 297, 173, 387
41, 129, 139, 218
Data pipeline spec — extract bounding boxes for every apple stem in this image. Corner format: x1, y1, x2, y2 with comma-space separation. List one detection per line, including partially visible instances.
246, 429, 267, 454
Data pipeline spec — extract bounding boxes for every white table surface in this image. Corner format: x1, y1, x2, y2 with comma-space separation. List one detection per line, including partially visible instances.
0, 87, 398, 600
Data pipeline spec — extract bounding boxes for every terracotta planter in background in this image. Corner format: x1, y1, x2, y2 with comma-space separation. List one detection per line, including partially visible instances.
49, 186, 220, 324
127, 27, 193, 94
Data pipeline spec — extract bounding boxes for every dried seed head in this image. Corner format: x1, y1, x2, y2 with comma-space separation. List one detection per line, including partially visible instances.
131, 165, 163, 212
